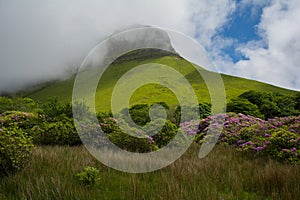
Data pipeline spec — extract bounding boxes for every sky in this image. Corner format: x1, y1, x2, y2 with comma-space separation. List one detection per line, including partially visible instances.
0, 0, 299, 93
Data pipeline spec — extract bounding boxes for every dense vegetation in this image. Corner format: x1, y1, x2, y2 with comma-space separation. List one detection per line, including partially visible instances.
227, 90, 300, 119
1, 87, 300, 199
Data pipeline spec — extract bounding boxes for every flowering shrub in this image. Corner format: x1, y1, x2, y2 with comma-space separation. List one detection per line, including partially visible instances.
0, 111, 40, 131
0, 126, 33, 175
193, 113, 300, 164
237, 117, 300, 164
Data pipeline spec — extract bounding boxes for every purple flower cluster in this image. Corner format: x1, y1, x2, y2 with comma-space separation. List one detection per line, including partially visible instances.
179, 119, 200, 136
192, 113, 300, 164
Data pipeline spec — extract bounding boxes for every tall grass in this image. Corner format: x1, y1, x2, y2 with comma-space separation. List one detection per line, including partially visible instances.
0, 143, 299, 199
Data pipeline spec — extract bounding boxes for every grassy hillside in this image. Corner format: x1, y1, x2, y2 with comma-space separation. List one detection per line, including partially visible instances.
26, 55, 298, 113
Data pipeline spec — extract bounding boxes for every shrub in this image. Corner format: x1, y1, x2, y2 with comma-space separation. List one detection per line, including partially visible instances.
227, 98, 264, 119
0, 126, 33, 175
195, 113, 300, 164
39, 97, 73, 119
76, 166, 100, 186
238, 90, 300, 119
173, 103, 211, 125
108, 127, 158, 153
0, 111, 40, 131
121, 104, 150, 126
295, 93, 300, 111
32, 117, 81, 146
149, 119, 181, 148
238, 125, 300, 164
0, 97, 41, 114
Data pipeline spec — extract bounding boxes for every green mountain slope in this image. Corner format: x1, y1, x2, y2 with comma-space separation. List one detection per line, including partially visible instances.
26, 55, 298, 113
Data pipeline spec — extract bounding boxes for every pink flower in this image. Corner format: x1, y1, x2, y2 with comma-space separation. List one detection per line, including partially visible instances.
148, 136, 154, 143
264, 133, 271, 138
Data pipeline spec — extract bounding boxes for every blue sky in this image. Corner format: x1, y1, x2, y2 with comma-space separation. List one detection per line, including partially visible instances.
218, 2, 265, 62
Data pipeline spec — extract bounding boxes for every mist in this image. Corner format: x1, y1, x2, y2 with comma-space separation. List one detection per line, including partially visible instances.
0, 0, 195, 94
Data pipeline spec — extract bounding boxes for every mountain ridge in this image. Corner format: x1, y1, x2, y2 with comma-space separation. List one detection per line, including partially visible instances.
24, 54, 299, 113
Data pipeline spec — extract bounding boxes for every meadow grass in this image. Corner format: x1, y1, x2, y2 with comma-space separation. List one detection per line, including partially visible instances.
1, 143, 299, 200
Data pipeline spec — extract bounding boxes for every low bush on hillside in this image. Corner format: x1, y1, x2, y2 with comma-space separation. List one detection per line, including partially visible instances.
0, 97, 41, 114
191, 113, 300, 164
173, 103, 211, 125
228, 90, 300, 119
32, 117, 81, 146
0, 126, 33, 175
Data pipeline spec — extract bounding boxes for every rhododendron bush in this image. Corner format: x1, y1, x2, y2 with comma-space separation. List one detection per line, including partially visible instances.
180, 113, 300, 164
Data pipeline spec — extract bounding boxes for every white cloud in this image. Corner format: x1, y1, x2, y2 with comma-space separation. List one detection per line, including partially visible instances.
227, 0, 300, 90
189, 0, 236, 47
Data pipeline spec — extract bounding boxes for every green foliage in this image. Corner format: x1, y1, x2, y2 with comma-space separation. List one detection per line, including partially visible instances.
173, 103, 211, 124
235, 90, 300, 119
196, 113, 300, 164
149, 119, 181, 148
107, 118, 158, 152
295, 93, 300, 111
0, 111, 40, 130
239, 90, 269, 107
98, 112, 181, 151
39, 97, 73, 119
275, 94, 300, 117
76, 166, 100, 186
0, 126, 33, 175
121, 104, 150, 126
0, 97, 41, 114
238, 125, 300, 164
32, 117, 81, 146
108, 130, 157, 153
259, 100, 281, 119
227, 98, 264, 119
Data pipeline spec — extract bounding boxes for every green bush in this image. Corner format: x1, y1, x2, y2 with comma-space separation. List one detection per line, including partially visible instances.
108, 127, 158, 153
76, 166, 100, 186
227, 98, 264, 119
32, 117, 81, 146
0, 111, 40, 131
0, 126, 33, 175
39, 97, 73, 119
0, 97, 41, 114
121, 104, 151, 126
238, 125, 300, 164
149, 119, 181, 148
173, 103, 211, 125
238, 90, 300, 119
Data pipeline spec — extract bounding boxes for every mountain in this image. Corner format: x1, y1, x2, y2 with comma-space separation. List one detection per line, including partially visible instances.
25, 53, 298, 113
22, 26, 299, 112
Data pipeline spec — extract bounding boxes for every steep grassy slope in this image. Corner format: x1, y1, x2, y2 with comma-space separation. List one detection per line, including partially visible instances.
27, 56, 298, 113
